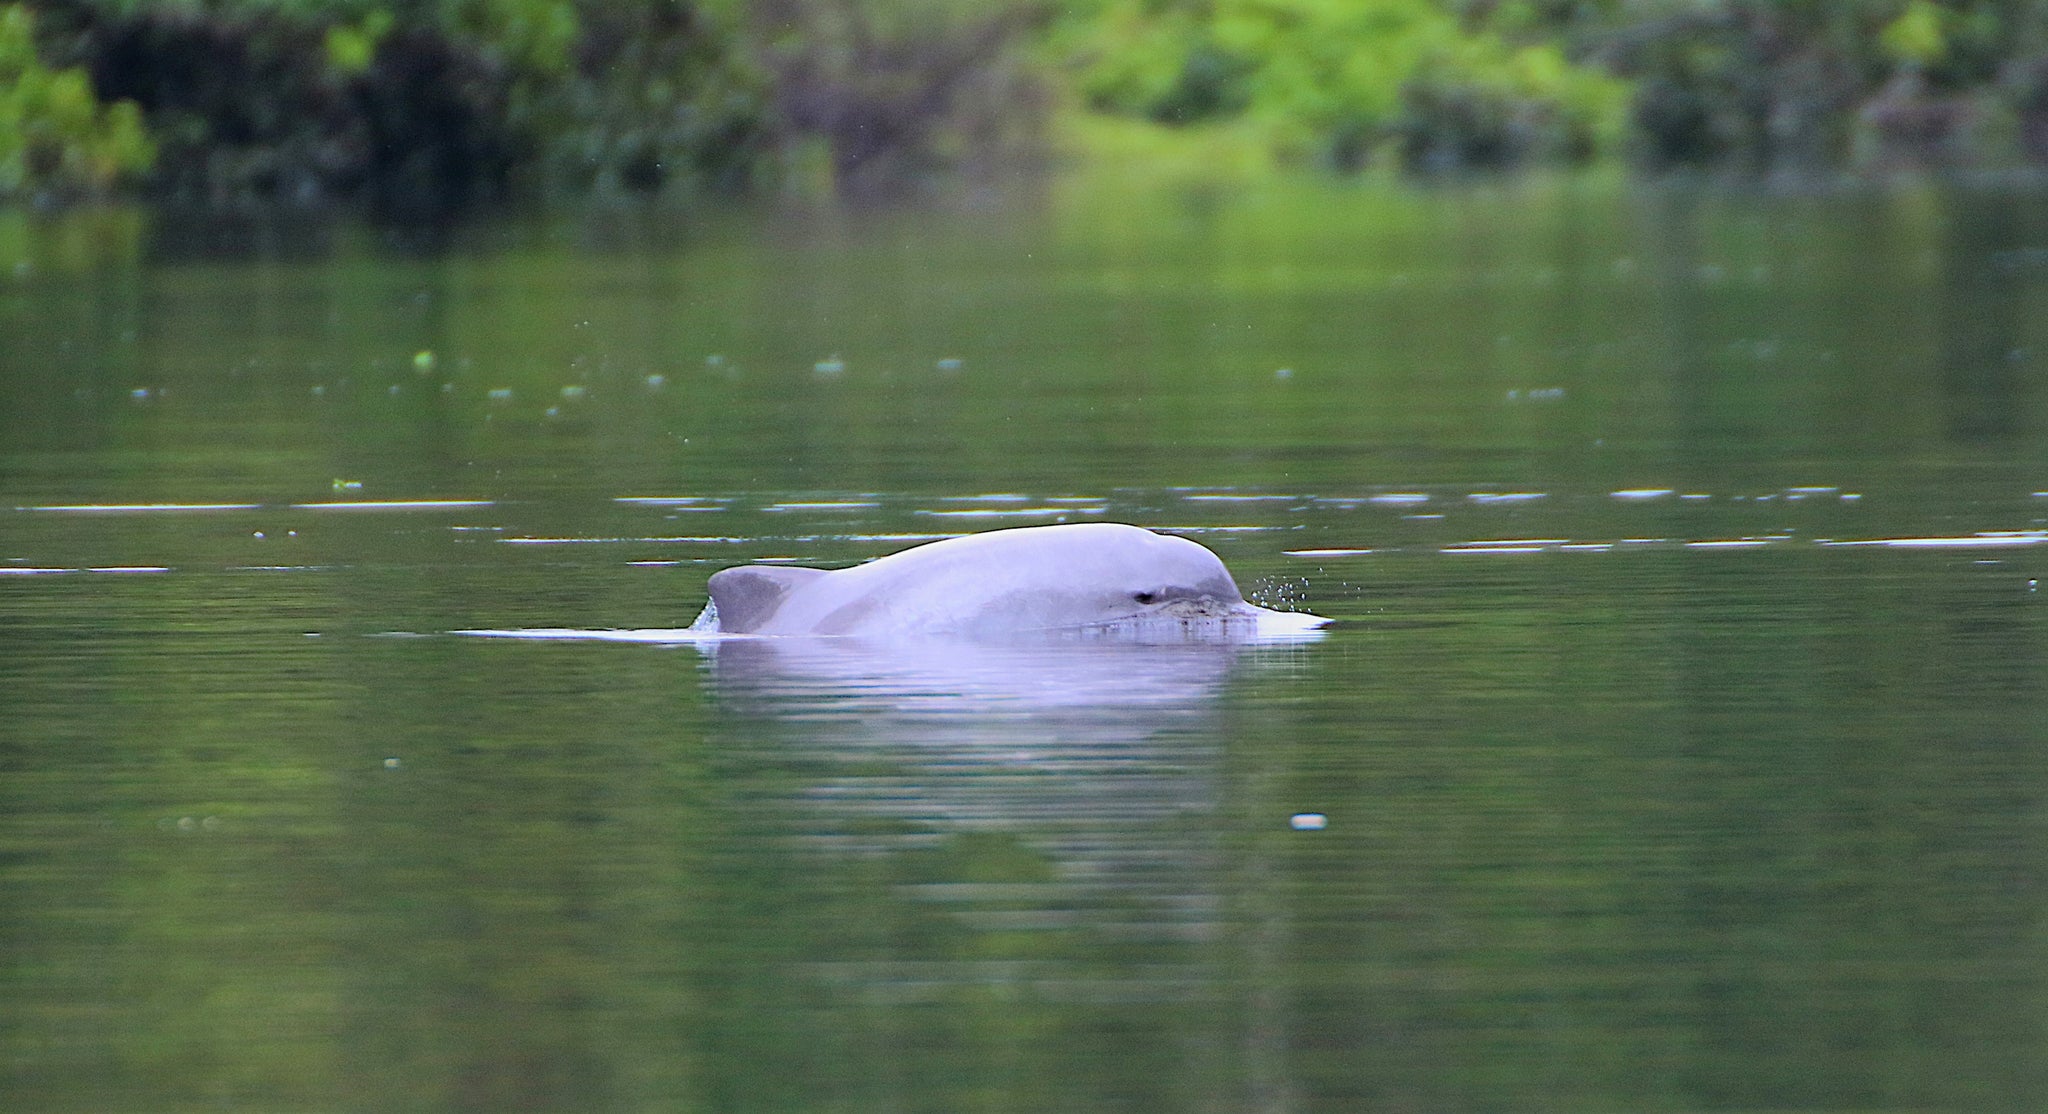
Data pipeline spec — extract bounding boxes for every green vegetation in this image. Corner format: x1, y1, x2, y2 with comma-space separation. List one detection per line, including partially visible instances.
1058, 0, 1629, 171
9, 0, 2048, 207
0, 5, 152, 199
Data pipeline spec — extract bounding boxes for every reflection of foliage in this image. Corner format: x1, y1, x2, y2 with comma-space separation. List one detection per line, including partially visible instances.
0, 4, 153, 198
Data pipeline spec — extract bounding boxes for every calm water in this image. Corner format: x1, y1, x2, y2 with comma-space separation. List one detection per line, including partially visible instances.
4, 174, 2048, 1112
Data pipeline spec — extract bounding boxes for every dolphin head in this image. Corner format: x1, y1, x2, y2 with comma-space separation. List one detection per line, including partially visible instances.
1037, 527, 1242, 620
936, 524, 1303, 638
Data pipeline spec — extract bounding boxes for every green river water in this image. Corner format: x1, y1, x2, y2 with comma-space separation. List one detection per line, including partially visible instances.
3, 173, 2047, 1111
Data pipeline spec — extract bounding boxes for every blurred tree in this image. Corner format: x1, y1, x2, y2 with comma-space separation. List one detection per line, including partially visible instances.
19, 0, 2048, 209
1556, 0, 2048, 168
26, 0, 770, 210
746, 0, 1051, 196
0, 3, 152, 199
1060, 0, 1629, 172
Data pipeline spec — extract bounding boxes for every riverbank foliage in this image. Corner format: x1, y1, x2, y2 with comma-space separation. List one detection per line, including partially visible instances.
6, 0, 2048, 207
1, 5, 152, 199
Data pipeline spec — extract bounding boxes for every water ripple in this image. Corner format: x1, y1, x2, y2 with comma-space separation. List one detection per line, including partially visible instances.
291, 500, 493, 511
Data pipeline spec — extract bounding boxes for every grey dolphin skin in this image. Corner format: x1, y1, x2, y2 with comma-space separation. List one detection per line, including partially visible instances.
697, 521, 1328, 639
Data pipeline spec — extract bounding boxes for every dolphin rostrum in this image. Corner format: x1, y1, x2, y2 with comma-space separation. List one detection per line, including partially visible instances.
695, 521, 1328, 639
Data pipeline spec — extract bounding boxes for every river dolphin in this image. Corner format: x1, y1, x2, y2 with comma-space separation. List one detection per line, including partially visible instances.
695, 521, 1328, 639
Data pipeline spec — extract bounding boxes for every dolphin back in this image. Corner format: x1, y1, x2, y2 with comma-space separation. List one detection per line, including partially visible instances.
705, 565, 829, 633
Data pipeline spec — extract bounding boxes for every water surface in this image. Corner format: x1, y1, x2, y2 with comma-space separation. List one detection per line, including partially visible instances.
4, 176, 2047, 1111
